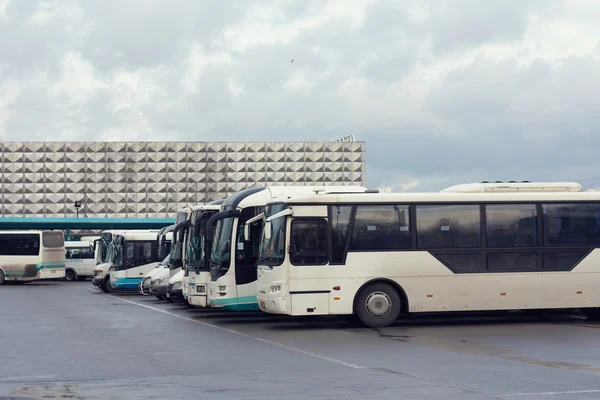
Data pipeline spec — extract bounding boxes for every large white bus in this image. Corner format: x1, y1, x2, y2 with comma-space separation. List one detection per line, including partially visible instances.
92, 230, 125, 292
256, 182, 600, 327
151, 207, 195, 299
65, 240, 97, 281
0, 230, 65, 284
109, 230, 162, 291
185, 201, 224, 307
206, 186, 367, 311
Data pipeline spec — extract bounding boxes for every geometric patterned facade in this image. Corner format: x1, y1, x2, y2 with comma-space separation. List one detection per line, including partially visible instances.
0, 141, 366, 219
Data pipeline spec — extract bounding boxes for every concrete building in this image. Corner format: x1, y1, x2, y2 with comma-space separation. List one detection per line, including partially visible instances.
0, 141, 366, 218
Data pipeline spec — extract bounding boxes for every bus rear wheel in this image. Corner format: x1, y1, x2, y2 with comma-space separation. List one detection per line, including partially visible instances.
355, 283, 401, 328
65, 269, 77, 281
0, 269, 5, 285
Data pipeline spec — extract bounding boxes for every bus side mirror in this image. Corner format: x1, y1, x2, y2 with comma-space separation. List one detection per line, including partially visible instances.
264, 221, 272, 240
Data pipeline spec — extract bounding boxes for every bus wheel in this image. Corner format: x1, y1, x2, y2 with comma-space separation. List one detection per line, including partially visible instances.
99, 281, 109, 293
0, 269, 5, 285
355, 283, 401, 328
65, 269, 77, 281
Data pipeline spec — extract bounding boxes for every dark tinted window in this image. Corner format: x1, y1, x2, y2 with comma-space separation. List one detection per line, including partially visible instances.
43, 231, 64, 248
486, 204, 537, 247
66, 247, 94, 259
330, 205, 352, 263
487, 252, 538, 271
234, 207, 264, 285
543, 203, 600, 246
349, 205, 410, 251
123, 241, 156, 269
543, 251, 588, 271
417, 205, 481, 249
0, 234, 40, 256
435, 253, 482, 272
290, 219, 328, 265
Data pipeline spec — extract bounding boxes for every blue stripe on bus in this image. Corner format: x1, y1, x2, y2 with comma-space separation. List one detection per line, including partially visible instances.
111, 277, 143, 290
210, 295, 260, 311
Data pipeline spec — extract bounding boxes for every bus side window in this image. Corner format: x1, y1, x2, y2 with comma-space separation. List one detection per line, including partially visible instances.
290, 219, 328, 265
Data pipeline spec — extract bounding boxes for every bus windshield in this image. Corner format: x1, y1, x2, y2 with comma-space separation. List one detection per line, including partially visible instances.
190, 220, 207, 272
210, 217, 234, 278
259, 204, 287, 266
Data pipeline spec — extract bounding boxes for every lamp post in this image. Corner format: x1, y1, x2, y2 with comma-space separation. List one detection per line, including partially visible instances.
74, 200, 82, 219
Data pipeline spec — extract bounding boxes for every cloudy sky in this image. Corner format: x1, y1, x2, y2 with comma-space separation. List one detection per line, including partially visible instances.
1, 0, 599, 192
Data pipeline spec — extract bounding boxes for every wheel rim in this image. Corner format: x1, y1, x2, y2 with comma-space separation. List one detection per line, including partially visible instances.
365, 291, 392, 318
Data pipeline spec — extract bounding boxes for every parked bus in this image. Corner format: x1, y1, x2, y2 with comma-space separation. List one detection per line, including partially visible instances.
92, 230, 125, 292
109, 230, 161, 291
256, 182, 600, 327
184, 201, 224, 307
0, 230, 65, 284
65, 240, 96, 281
152, 207, 195, 299
206, 186, 367, 311
140, 225, 175, 295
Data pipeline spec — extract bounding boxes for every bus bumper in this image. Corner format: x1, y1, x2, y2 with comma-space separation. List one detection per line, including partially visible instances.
257, 295, 287, 314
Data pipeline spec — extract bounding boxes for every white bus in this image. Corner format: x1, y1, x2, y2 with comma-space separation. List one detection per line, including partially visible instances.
92, 230, 125, 292
0, 230, 65, 284
256, 182, 600, 327
206, 186, 368, 311
65, 240, 96, 281
109, 230, 161, 291
186, 201, 224, 307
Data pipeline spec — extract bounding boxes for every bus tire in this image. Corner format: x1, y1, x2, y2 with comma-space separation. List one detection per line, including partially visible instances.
105, 278, 116, 293
99, 281, 109, 293
0, 269, 5, 285
65, 269, 77, 281
355, 282, 401, 328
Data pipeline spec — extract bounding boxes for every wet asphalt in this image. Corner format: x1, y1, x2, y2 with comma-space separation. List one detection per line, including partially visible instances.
1, 280, 600, 399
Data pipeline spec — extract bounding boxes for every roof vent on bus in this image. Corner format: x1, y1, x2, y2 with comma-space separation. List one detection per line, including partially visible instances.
440, 181, 584, 193
364, 189, 380, 193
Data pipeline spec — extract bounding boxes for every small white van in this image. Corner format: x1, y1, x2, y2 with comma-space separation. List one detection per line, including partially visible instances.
65, 240, 96, 281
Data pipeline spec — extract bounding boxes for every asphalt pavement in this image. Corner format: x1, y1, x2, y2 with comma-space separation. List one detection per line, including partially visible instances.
1, 280, 600, 399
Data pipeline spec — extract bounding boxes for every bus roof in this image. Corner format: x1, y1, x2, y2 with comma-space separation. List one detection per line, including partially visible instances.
441, 181, 584, 193
223, 185, 369, 210
275, 190, 600, 205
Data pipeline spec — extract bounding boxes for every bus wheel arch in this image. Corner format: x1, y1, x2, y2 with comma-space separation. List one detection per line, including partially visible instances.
65, 268, 77, 281
352, 279, 408, 328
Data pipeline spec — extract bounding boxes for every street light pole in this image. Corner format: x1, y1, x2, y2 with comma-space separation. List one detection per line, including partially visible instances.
74, 200, 82, 219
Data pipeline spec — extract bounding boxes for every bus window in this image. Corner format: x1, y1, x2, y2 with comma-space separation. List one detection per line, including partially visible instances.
417, 205, 480, 249
42, 231, 64, 248
330, 205, 352, 263
67, 247, 94, 259
290, 219, 328, 265
349, 205, 410, 251
543, 203, 600, 246
486, 204, 537, 247
0, 234, 40, 256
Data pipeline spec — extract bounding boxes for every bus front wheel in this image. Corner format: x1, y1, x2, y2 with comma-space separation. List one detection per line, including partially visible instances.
0, 269, 5, 285
65, 269, 77, 281
355, 283, 401, 328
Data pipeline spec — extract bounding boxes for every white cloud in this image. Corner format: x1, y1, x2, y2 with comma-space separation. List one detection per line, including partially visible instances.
1, 0, 600, 189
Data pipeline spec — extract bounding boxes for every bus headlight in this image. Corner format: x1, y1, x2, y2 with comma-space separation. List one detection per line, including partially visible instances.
270, 285, 282, 293
172, 281, 182, 289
